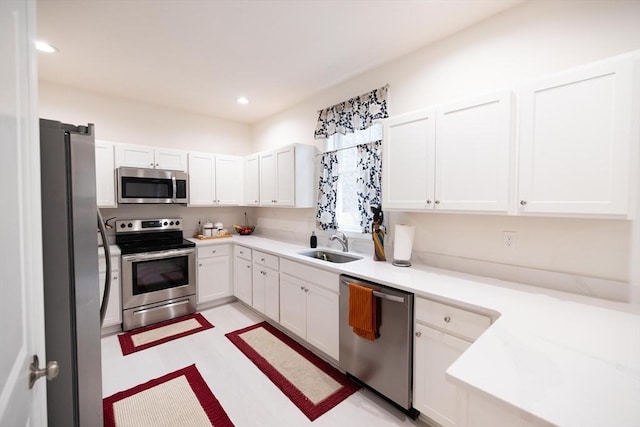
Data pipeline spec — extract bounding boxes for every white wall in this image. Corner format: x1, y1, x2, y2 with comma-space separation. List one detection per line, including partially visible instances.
250, 1, 640, 294
39, 81, 252, 155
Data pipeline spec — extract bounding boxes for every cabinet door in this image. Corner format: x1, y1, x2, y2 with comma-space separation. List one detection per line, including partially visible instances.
234, 257, 252, 305
95, 140, 117, 208
197, 255, 231, 304
306, 283, 339, 360
115, 143, 155, 169
279, 273, 306, 339
188, 152, 216, 206
382, 109, 436, 210
259, 151, 277, 205
264, 267, 280, 322
414, 323, 470, 427
275, 146, 295, 206
252, 266, 266, 314
518, 54, 638, 217
215, 155, 242, 205
244, 155, 260, 205
154, 148, 188, 171
435, 91, 512, 212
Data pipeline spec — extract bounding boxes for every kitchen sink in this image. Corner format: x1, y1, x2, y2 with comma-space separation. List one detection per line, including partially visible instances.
298, 249, 362, 263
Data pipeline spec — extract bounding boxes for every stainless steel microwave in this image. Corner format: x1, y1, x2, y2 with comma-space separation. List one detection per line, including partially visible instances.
117, 167, 189, 204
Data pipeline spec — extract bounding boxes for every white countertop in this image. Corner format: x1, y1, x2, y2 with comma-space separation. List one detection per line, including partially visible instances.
189, 235, 640, 426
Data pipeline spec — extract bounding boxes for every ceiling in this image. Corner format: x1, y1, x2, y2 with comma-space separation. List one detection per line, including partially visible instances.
36, 0, 523, 124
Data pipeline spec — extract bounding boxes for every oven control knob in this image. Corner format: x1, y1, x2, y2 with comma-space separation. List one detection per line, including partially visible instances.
163, 221, 168, 226
127, 222, 133, 228
170, 221, 174, 225
175, 221, 180, 225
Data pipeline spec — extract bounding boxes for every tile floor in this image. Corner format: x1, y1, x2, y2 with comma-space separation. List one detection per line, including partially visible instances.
101, 302, 424, 427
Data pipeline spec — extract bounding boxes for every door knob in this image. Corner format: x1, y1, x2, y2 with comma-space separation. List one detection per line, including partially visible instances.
415, 331, 422, 337
29, 355, 59, 389
520, 200, 527, 206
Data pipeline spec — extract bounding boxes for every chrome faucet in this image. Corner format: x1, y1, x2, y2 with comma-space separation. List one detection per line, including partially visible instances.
330, 231, 349, 252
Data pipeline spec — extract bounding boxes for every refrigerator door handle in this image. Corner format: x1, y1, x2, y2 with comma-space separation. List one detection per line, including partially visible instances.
98, 209, 111, 326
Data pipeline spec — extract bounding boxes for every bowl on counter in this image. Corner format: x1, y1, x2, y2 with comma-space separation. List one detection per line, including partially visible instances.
233, 224, 255, 235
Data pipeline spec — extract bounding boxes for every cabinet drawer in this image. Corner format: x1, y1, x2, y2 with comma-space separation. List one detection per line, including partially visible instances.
416, 298, 491, 342
197, 244, 231, 259
253, 250, 279, 270
280, 259, 339, 293
234, 245, 252, 261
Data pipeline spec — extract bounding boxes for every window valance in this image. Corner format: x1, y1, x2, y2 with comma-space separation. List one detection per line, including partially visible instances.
313, 85, 389, 139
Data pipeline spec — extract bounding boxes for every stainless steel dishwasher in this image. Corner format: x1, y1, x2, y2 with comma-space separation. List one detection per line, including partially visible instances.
339, 275, 418, 418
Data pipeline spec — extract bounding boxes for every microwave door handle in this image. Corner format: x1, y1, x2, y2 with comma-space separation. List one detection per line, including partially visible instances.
172, 175, 177, 203
97, 209, 111, 327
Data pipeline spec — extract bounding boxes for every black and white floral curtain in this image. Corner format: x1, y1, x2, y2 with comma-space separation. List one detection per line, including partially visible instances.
316, 151, 339, 230
356, 141, 383, 233
314, 86, 389, 139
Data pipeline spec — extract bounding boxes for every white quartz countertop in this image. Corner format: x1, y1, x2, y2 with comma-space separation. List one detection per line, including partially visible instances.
187, 235, 640, 427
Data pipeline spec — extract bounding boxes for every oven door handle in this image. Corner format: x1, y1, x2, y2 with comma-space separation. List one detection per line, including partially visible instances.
122, 248, 195, 262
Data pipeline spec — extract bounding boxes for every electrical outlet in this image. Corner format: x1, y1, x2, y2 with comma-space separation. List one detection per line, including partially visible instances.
502, 231, 517, 250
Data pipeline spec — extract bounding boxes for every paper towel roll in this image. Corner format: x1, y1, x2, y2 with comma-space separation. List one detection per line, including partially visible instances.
394, 224, 415, 262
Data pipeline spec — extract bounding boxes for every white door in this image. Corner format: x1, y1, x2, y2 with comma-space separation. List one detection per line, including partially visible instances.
188, 152, 216, 206
0, 0, 48, 425
278, 274, 306, 339
243, 155, 260, 205
115, 143, 155, 168
234, 257, 253, 305
518, 53, 638, 217
154, 148, 188, 172
95, 140, 117, 208
305, 284, 339, 360
259, 151, 277, 205
435, 91, 513, 212
215, 155, 242, 205
382, 108, 436, 210
275, 146, 295, 206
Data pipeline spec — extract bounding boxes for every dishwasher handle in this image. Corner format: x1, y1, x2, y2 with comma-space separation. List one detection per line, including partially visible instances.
372, 290, 405, 303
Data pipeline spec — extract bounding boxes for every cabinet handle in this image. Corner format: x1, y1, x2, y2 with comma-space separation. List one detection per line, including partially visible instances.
304, 287, 309, 292
261, 258, 265, 262
520, 200, 527, 206
199, 263, 202, 267
415, 331, 422, 337
444, 316, 451, 323
155, 163, 159, 167
254, 200, 258, 203
300, 286, 304, 290
426, 200, 432, 204
246, 265, 250, 269
239, 251, 244, 254
434, 200, 440, 205
211, 250, 216, 254
149, 162, 154, 167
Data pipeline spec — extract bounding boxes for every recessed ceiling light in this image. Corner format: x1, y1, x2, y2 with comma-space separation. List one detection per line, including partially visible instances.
36, 41, 58, 53
236, 96, 249, 105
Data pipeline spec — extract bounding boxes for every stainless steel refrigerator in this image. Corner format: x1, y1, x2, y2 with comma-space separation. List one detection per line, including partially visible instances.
39, 119, 110, 426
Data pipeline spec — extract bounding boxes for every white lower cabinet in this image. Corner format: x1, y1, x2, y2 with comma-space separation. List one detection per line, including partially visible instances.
251, 250, 279, 320
414, 297, 491, 427
98, 250, 121, 330
234, 246, 253, 305
279, 259, 339, 360
196, 245, 231, 305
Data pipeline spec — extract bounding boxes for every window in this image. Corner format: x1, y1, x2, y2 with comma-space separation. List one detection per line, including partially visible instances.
325, 124, 383, 233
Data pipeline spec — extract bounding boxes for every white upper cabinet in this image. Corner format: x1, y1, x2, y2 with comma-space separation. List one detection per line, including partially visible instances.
435, 91, 513, 212
243, 155, 260, 206
259, 144, 316, 207
115, 143, 188, 171
383, 90, 513, 213
517, 53, 639, 218
95, 140, 117, 208
188, 152, 242, 206
382, 108, 436, 210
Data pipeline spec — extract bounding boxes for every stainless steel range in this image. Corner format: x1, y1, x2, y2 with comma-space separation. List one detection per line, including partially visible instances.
116, 218, 196, 331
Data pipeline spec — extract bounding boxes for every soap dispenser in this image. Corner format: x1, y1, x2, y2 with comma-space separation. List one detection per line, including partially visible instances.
310, 231, 317, 248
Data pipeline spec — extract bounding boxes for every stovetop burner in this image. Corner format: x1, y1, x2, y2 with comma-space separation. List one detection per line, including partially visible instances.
115, 218, 195, 255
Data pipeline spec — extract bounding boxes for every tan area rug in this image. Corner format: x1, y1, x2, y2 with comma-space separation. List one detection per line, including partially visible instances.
103, 364, 233, 426
225, 321, 359, 421
118, 313, 214, 355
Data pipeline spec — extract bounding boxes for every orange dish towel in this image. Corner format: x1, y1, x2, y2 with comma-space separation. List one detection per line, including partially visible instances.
348, 283, 379, 341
